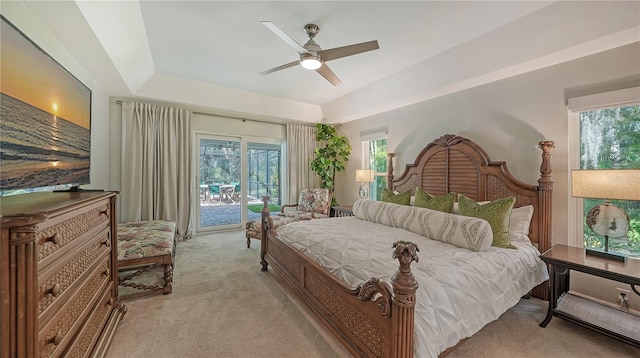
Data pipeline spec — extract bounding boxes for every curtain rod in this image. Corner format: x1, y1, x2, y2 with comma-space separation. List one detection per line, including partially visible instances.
113, 99, 309, 126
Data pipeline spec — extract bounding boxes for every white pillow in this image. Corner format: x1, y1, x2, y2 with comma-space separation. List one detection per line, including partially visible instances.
510, 233, 532, 244
509, 205, 534, 238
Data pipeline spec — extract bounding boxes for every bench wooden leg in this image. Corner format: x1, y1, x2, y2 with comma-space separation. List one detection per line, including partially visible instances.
117, 256, 173, 300
163, 264, 173, 294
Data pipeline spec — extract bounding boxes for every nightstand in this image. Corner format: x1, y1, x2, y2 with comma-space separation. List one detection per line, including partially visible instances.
539, 244, 640, 348
331, 205, 353, 217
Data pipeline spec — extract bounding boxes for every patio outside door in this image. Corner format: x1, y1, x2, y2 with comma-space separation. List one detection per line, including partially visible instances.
197, 135, 242, 231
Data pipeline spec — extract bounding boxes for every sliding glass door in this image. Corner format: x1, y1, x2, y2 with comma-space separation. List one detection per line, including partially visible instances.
196, 134, 283, 233
197, 135, 243, 231
247, 142, 281, 206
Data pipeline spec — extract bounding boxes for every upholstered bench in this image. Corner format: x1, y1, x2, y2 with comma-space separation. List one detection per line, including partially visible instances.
117, 220, 176, 300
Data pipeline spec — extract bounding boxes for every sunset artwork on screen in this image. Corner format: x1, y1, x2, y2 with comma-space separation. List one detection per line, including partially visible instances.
0, 16, 91, 195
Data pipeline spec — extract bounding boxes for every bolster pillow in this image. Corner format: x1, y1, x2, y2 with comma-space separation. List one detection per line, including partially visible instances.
352, 199, 493, 252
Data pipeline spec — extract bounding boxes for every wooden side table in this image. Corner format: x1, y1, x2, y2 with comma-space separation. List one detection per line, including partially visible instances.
539, 244, 640, 348
331, 205, 353, 217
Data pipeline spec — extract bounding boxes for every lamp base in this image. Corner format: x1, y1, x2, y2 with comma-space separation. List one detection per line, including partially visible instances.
585, 248, 626, 262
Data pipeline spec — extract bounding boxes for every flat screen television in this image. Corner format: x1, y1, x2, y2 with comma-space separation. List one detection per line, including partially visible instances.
0, 15, 91, 196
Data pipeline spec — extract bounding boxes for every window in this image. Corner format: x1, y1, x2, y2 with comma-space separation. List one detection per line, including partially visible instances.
361, 129, 388, 201
569, 88, 640, 257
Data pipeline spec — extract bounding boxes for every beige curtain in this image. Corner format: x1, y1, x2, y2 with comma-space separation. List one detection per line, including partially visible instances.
120, 101, 193, 239
286, 123, 319, 203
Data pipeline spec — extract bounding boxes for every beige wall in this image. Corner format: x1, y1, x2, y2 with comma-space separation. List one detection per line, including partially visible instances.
336, 42, 640, 307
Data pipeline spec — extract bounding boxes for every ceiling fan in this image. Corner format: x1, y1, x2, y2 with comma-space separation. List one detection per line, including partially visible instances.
260, 21, 379, 86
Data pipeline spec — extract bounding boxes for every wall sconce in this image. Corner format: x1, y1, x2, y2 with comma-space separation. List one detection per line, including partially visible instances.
355, 169, 375, 199
572, 169, 640, 261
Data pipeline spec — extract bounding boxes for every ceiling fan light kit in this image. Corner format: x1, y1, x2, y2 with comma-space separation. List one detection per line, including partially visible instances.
300, 54, 322, 70
261, 21, 379, 85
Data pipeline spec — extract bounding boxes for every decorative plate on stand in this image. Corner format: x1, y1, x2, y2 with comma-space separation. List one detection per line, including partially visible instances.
586, 203, 630, 238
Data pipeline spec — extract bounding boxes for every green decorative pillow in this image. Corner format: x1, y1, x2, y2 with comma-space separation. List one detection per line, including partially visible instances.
458, 195, 516, 249
414, 189, 456, 213
381, 188, 412, 205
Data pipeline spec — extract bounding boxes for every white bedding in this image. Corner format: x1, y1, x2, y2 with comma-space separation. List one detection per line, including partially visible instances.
276, 216, 548, 358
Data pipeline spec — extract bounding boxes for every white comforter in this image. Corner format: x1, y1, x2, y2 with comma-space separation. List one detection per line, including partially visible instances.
276, 216, 548, 358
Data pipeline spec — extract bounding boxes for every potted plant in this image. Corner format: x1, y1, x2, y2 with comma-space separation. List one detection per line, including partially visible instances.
310, 122, 352, 205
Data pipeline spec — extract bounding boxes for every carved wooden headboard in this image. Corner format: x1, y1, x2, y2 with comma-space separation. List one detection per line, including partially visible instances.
387, 134, 554, 254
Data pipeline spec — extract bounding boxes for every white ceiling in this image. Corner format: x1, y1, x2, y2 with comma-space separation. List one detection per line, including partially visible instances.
15, 1, 640, 124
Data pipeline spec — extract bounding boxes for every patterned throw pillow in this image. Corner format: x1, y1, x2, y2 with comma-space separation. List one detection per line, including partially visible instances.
414, 189, 456, 213
458, 195, 516, 249
381, 188, 412, 205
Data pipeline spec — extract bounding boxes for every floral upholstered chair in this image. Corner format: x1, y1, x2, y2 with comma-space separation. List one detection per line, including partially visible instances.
279, 188, 332, 219
245, 188, 332, 248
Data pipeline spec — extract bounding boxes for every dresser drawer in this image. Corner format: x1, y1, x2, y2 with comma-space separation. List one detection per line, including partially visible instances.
38, 229, 112, 318
63, 284, 115, 358
38, 256, 111, 358
37, 201, 111, 262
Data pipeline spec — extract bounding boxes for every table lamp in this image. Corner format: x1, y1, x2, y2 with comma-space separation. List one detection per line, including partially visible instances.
355, 169, 375, 199
571, 169, 640, 261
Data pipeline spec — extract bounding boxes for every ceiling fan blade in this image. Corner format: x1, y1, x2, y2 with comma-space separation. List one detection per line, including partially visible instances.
262, 21, 309, 55
260, 60, 299, 75
316, 64, 342, 86
319, 40, 379, 62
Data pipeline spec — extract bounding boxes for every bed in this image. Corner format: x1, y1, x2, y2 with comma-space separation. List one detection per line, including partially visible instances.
258, 134, 555, 357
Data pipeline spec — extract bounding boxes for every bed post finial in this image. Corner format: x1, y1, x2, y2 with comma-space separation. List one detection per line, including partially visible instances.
538, 141, 554, 189
387, 153, 396, 189
261, 195, 271, 213
391, 240, 419, 358
391, 241, 419, 300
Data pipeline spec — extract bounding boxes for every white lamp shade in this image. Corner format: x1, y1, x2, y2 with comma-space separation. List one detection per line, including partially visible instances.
571, 169, 640, 200
355, 169, 375, 183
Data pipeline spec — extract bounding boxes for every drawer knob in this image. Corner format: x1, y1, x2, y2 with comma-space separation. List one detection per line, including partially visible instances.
102, 268, 110, 278
99, 209, 109, 216
45, 283, 62, 298
101, 239, 110, 247
45, 233, 60, 245
48, 332, 63, 346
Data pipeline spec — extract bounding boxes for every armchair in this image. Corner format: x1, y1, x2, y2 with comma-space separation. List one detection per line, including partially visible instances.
245, 188, 332, 248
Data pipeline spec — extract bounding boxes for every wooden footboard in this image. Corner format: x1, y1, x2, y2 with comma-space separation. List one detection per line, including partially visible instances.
258, 197, 419, 357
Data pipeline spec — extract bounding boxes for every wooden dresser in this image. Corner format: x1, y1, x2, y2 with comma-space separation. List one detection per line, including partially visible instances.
0, 191, 127, 358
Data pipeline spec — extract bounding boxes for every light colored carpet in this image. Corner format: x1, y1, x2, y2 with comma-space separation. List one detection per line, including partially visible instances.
106, 231, 640, 358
